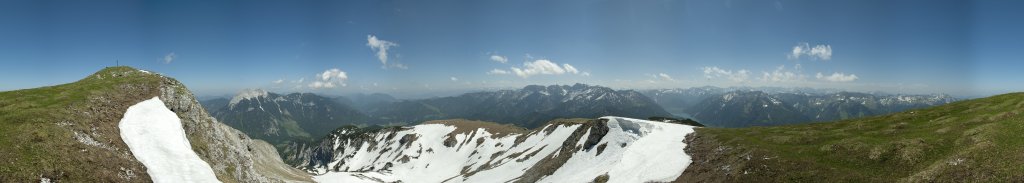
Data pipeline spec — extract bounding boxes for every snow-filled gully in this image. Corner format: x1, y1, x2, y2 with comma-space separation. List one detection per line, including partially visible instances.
118, 97, 220, 183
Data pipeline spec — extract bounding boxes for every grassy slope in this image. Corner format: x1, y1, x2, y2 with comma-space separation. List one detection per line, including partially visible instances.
0, 67, 162, 181
687, 92, 1024, 182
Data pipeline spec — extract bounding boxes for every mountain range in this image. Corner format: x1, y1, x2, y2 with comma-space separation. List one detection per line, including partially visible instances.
366, 84, 672, 128
283, 92, 1024, 182
642, 88, 956, 127
202, 84, 673, 156
209, 90, 371, 147
2, 66, 1019, 182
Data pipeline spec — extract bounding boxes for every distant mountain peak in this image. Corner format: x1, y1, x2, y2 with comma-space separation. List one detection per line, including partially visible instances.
229, 88, 270, 108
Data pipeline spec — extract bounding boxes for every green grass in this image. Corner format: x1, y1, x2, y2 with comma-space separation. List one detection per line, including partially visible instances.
280, 119, 313, 139
696, 92, 1024, 181
0, 66, 163, 181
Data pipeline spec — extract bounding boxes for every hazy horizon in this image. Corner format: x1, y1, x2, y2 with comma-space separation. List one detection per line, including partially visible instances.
2, 0, 1022, 97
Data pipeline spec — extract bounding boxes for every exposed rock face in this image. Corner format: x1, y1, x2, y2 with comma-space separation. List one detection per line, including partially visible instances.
157, 76, 279, 182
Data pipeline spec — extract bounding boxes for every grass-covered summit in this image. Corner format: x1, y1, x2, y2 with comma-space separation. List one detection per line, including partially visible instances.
0, 66, 311, 182
0, 67, 165, 181
679, 92, 1024, 182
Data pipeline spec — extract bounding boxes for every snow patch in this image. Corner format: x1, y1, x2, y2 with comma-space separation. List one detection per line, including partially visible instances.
540, 117, 695, 183
314, 172, 398, 183
118, 97, 220, 183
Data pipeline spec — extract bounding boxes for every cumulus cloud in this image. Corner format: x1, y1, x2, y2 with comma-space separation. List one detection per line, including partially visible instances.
788, 42, 832, 60
163, 52, 176, 64
309, 68, 349, 89
508, 60, 584, 78
490, 55, 508, 63
658, 73, 674, 81
562, 64, 580, 74
272, 79, 284, 84
647, 73, 675, 82
487, 69, 510, 75
701, 66, 750, 82
760, 65, 806, 82
367, 35, 405, 69
816, 72, 859, 82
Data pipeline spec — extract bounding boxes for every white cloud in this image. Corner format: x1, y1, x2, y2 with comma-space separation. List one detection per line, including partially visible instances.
367, 35, 405, 69
701, 66, 750, 82
643, 72, 675, 83
562, 64, 580, 74
647, 73, 675, 82
487, 69, 510, 75
509, 59, 584, 78
788, 42, 832, 60
658, 73, 674, 81
272, 79, 284, 84
450, 77, 458, 81
761, 65, 806, 82
581, 72, 591, 76
163, 52, 176, 64
309, 68, 349, 89
816, 72, 859, 82
490, 55, 508, 63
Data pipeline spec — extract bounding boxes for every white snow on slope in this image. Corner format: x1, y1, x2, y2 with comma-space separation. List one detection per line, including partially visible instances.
313, 172, 398, 183
313, 123, 581, 182
119, 97, 220, 183
311, 116, 697, 183
540, 117, 695, 182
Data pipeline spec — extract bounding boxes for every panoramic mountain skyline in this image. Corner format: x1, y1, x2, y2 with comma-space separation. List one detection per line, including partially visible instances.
4, 1, 1024, 182
1, 0, 1021, 98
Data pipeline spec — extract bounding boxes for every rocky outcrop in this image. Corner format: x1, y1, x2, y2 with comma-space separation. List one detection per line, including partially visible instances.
0, 67, 311, 182
156, 73, 312, 182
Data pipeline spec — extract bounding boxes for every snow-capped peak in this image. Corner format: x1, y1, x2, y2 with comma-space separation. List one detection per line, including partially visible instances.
229, 89, 269, 108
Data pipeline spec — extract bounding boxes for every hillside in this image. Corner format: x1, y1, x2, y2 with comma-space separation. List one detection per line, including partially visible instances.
210, 90, 370, 148
285, 117, 697, 182
0, 67, 311, 182
680, 92, 1024, 182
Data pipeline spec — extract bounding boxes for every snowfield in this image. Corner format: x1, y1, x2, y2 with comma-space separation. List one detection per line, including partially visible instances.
119, 97, 220, 183
542, 117, 694, 182
311, 116, 697, 183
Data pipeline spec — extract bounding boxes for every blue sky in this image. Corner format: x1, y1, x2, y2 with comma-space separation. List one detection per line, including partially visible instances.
0, 0, 1020, 98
